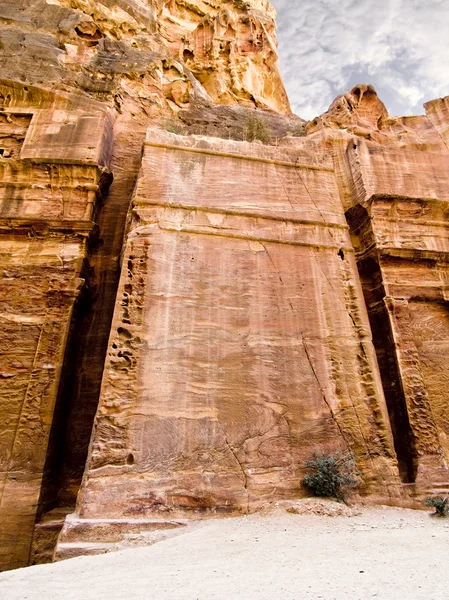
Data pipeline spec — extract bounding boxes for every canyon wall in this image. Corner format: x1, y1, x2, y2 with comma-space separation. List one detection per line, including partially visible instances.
0, 108, 113, 570
0, 1, 448, 570
57, 130, 401, 558
0, 0, 295, 570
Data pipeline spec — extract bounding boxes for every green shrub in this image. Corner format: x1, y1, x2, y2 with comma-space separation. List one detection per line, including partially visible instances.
425, 496, 448, 517
302, 452, 358, 502
165, 124, 180, 135
245, 113, 271, 144
290, 122, 306, 137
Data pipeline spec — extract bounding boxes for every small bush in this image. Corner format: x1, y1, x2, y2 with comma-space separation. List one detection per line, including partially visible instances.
245, 113, 271, 144
425, 496, 448, 517
165, 125, 181, 135
290, 122, 306, 137
302, 452, 358, 502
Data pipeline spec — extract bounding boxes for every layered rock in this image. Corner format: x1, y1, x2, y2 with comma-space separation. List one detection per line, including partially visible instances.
55, 87, 449, 558
0, 0, 290, 117
309, 86, 449, 489
55, 128, 403, 558
0, 108, 112, 570
1, 0, 449, 573
0, 0, 293, 571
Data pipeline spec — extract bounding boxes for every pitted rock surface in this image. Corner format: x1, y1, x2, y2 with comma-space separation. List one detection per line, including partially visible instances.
0, 0, 449, 572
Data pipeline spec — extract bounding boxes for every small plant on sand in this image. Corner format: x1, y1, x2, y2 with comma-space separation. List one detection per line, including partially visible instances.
302, 452, 358, 502
425, 496, 449, 517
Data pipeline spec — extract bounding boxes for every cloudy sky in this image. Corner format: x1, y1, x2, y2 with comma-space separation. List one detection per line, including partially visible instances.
272, 0, 448, 120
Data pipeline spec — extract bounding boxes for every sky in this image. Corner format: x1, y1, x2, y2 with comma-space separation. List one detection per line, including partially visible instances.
272, 0, 449, 120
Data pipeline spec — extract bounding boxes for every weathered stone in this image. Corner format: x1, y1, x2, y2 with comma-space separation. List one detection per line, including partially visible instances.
54, 129, 402, 556
0, 0, 290, 117
317, 86, 449, 489
0, 0, 292, 571
1, 0, 449, 572
0, 107, 112, 571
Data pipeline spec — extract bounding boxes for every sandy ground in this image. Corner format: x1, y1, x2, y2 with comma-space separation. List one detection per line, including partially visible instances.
1, 504, 448, 600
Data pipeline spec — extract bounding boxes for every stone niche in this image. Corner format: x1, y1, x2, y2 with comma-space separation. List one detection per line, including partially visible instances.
55, 129, 402, 559
0, 108, 112, 571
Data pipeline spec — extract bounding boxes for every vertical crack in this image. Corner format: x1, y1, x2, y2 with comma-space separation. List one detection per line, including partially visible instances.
262, 243, 284, 284
223, 436, 249, 513
302, 336, 352, 453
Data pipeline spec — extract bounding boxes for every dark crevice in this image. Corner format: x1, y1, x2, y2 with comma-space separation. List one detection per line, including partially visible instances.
34, 128, 148, 558
36, 277, 90, 519
346, 206, 418, 483
75, 27, 104, 42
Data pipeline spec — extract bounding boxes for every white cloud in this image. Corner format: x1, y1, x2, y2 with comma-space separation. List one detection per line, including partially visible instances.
271, 0, 449, 119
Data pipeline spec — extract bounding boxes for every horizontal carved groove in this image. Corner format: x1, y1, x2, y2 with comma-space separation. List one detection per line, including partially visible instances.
0, 218, 96, 234
0, 182, 102, 192
379, 217, 449, 229
133, 200, 348, 230
144, 141, 334, 172
157, 224, 354, 250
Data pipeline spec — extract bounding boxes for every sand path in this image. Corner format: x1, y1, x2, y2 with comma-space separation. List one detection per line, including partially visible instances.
1, 506, 448, 600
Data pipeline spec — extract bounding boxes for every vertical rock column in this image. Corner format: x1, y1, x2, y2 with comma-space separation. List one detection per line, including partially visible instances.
0, 109, 112, 571
337, 128, 449, 492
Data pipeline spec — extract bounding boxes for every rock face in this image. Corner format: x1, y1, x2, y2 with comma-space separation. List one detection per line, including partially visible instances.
0, 0, 290, 117
69, 130, 400, 523
0, 108, 113, 570
0, 1, 449, 572
324, 88, 449, 490
0, 0, 292, 571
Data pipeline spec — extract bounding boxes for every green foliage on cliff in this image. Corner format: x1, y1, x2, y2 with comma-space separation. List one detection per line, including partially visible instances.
245, 113, 271, 143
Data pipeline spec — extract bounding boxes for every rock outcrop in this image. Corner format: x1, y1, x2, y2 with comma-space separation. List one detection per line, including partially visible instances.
0, 0, 290, 117
0, 0, 292, 571
309, 86, 449, 490
0, 108, 113, 570
53, 128, 402, 559
0, 0, 448, 572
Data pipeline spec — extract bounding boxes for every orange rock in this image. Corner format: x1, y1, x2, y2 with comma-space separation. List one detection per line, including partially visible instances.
0, 1, 449, 572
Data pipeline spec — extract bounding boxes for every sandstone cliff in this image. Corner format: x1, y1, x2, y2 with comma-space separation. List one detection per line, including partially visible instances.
0, 0, 448, 573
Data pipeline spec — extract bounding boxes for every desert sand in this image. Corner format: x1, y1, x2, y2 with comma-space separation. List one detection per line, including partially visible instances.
0, 504, 448, 600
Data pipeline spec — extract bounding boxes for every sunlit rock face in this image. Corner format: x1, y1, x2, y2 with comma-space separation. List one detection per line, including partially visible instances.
0, 0, 290, 571
162, 0, 291, 111
0, 0, 290, 116
308, 85, 449, 490
1, 0, 449, 573
306, 84, 389, 133
65, 130, 401, 538
59, 88, 449, 560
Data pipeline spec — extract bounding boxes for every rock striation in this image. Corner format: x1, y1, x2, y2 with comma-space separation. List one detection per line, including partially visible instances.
70, 129, 400, 519
0, 108, 113, 570
0, 1, 448, 572
0, 0, 293, 571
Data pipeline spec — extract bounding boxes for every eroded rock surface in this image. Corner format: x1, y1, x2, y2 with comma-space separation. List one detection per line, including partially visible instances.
0, 108, 112, 570
55, 127, 403, 559
0, 0, 448, 572
0, 0, 292, 571
0, 0, 290, 117
309, 86, 449, 490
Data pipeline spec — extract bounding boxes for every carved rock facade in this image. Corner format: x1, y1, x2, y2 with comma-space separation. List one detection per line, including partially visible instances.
0, 108, 113, 569
0, 2, 448, 572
